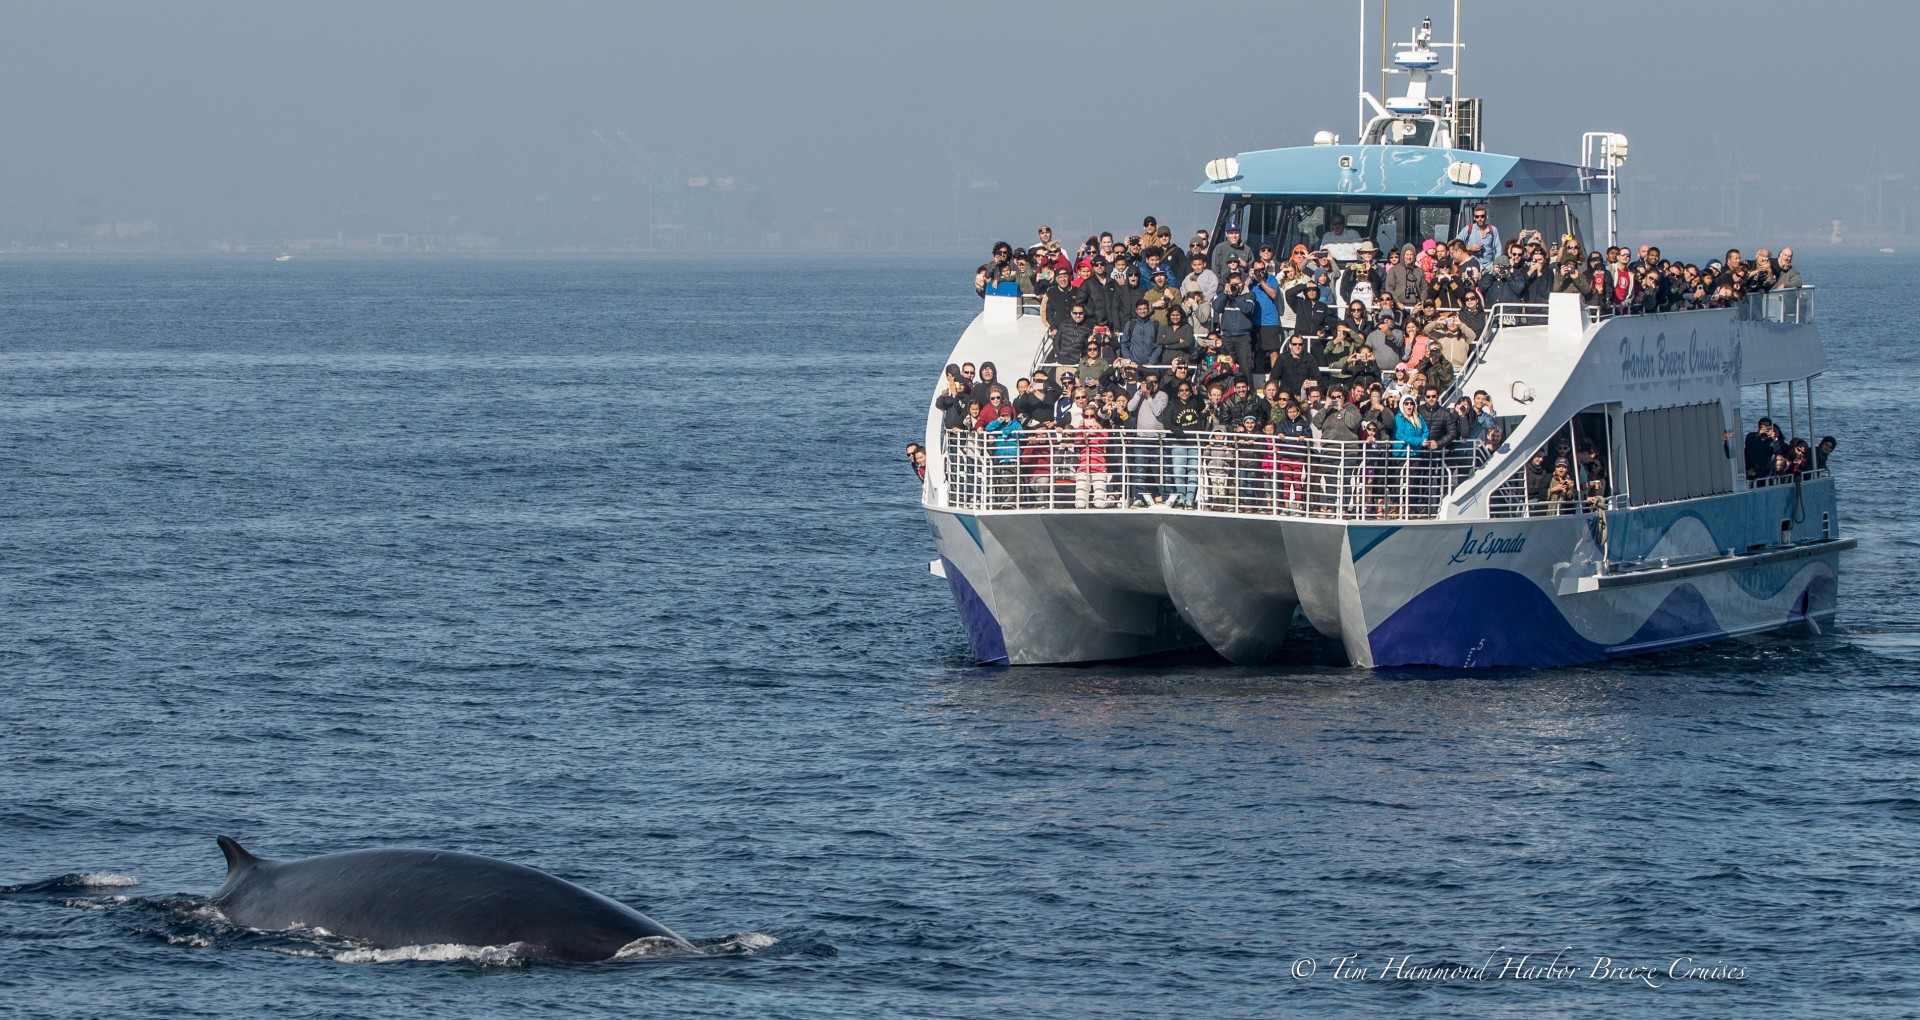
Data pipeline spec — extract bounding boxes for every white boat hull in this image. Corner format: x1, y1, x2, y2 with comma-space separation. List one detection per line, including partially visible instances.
927, 480, 1846, 668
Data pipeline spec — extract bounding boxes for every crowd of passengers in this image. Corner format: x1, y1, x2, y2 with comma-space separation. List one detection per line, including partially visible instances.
904, 212, 1819, 513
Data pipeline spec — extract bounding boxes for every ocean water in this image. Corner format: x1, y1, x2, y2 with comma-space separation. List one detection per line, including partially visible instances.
0, 253, 1915, 1019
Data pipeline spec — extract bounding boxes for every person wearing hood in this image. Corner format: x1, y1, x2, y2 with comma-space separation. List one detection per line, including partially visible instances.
1523, 448, 1553, 510
1384, 243, 1428, 305
1287, 280, 1335, 345
1143, 268, 1181, 326
971, 362, 1001, 405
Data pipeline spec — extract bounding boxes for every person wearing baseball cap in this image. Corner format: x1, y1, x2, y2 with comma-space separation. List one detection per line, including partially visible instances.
1211, 220, 1252, 278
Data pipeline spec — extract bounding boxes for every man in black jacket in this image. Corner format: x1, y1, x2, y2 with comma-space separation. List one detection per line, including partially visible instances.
1272, 334, 1320, 401
1050, 305, 1095, 363
1287, 282, 1335, 354
1211, 273, 1260, 380
1420, 387, 1459, 451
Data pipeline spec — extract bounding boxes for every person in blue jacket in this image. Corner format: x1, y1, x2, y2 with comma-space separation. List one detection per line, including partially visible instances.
1119, 300, 1167, 366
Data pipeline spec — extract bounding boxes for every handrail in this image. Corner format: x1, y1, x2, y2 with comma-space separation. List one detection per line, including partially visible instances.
937, 426, 1487, 520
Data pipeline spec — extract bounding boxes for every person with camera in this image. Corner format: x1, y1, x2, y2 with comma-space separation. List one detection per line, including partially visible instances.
1547, 250, 1590, 298
1338, 242, 1384, 308
1125, 372, 1171, 506
1211, 272, 1260, 380
1286, 279, 1334, 352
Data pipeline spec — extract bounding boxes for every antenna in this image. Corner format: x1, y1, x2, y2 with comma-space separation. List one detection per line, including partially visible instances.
1356, 0, 1367, 138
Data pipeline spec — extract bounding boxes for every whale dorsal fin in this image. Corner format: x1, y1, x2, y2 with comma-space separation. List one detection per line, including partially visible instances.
216, 835, 262, 875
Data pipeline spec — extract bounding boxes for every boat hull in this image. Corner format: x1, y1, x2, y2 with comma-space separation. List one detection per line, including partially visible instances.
927, 481, 1846, 668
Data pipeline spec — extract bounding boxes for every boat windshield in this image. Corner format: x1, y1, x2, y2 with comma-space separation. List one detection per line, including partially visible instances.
1215, 197, 1460, 262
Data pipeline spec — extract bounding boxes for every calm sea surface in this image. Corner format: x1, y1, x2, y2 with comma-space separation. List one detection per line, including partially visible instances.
1, 254, 1915, 1019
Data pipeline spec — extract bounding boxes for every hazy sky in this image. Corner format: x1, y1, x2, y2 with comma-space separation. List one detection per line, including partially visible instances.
0, 0, 1905, 244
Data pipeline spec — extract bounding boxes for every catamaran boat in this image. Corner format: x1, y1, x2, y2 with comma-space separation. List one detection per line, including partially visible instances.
918, 13, 1849, 668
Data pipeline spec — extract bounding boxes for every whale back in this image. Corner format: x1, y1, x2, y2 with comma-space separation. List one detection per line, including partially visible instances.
209, 838, 685, 961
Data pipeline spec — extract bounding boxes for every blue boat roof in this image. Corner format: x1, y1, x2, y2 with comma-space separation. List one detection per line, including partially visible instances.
1193, 145, 1599, 200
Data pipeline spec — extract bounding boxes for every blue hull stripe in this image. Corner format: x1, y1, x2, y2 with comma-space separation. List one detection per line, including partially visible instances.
1366, 568, 1767, 668
942, 556, 1008, 665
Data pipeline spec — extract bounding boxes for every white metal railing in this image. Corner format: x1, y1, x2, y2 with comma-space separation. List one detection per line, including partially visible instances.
938, 427, 1484, 520
1486, 473, 1629, 519
1741, 286, 1815, 324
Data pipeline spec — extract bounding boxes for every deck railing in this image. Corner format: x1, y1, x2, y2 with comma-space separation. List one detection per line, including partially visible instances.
938, 427, 1485, 520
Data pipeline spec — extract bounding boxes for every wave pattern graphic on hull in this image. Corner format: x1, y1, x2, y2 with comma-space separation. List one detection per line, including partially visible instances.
1361, 568, 1839, 668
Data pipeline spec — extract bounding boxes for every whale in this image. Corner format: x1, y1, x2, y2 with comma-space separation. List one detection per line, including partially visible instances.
208, 836, 689, 961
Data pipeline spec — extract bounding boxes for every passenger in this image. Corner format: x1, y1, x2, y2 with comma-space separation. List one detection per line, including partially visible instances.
1319, 213, 1365, 264
1456, 205, 1499, 269
975, 385, 1011, 430
1074, 342, 1110, 388
1339, 242, 1383, 307
1385, 242, 1428, 305
1120, 300, 1168, 365
1343, 344, 1383, 389
1050, 304, 1095, 363
1012, 377, 1050, 425
1523, 449, 1552, 509
1605, 248, 1637, 311
984, 405, 1025, 507
1316, 388, 1362, 443
1211, 272, 1260, 378
1269, 333, 1319, 400
1470, 390, 1497, 438
1551, 241, 1593, 298
1788, 437, 1812, 475
935, 370, 972, 432
1773, 248, 1802, 290
1546, 458, 1581, 512
1288, 280, 1335, 345
1161, 305, 1200, 364
1480, 425, 1506, 461
1250, 257, 1285, 378
1165, 379, 1208, 508
971, 362, 1001, 405
1419, 388, 1459, 453
1210, 221, 1252, 277
1220, 377, 1262, 426
1181, 253, 1220, 305
1125, 372, 1171, 506
1743, 417, 1781, 480
1143, 268, 1181, 326
1815, 434, 1836, 469
1067, 418, 1114, 509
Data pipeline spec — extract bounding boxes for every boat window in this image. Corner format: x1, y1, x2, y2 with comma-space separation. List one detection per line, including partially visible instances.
1518, 200, 1587, 247
1214, 198, 1467, 261
1418, 205, 1455, 246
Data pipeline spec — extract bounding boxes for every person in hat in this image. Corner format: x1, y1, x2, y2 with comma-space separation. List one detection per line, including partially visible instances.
1143, 266, 1181, 326
1546, 457, 1580, 508
1210, 221, 1252, 278
1340, 242, 1383, 309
